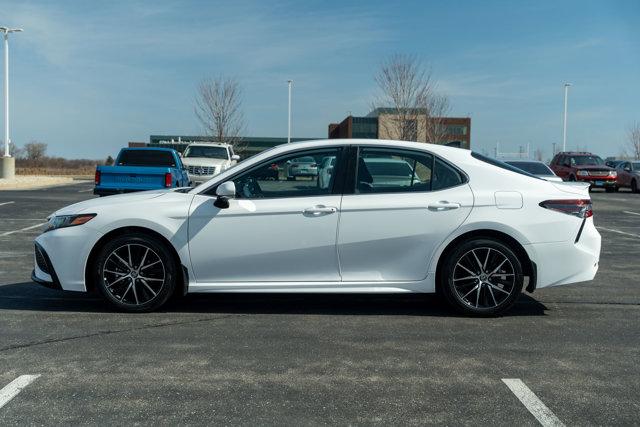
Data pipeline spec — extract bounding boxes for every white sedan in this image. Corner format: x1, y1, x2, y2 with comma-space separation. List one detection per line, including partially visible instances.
32, 139, 601, 315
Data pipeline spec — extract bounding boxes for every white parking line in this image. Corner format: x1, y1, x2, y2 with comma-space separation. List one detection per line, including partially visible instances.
78, 188, 94, 193
623, 210, 640, 216
502, 379, 565, 427
0, 375, 40, 410
597, 226, 640, 239
0, 222, 47, 237
0, 201, 15, 207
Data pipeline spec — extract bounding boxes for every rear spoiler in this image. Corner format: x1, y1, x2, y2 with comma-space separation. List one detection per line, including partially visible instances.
551, 181, 590, 197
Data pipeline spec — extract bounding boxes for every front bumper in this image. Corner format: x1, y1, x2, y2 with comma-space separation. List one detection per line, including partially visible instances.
31, 242, 62, 290
575, 177, 616, 187
187, 173, 216, 186
33, 225, 104, 292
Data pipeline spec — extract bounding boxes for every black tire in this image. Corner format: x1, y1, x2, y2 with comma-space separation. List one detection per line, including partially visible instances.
568, 175, 576, 181
605, 187, 615, 193
92, 233, 178, 312
632, 179, 638, 194
439, 238, 524, 316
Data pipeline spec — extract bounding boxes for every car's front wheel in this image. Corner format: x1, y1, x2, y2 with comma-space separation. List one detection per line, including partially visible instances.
632, 179, 638, 193
92, 233, 177, 312
440, 238, 524, 316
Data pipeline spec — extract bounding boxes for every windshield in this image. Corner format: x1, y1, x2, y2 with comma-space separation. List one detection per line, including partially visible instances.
293, 157, 315, 163
506, 161, 553, 175
118, 150, 176, 167
571, 155, 605, 166
184, 146, 228, 159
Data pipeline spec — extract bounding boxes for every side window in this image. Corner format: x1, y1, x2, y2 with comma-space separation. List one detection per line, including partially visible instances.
432, 158, 464, 190
356, 148, 433, 194
231, 148, 342, 199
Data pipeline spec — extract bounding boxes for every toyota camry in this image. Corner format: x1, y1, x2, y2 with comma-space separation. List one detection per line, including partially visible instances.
32, 139, 601, 315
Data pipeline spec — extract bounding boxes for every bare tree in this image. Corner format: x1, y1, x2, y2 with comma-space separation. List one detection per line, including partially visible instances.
372, 54, 450, 143
24, 141, 48, 161
195, 77, 245, 151
627, 122, 640, 160
534, 148, 544, 161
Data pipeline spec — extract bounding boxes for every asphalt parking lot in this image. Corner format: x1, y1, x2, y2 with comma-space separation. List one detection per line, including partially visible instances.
0, 181, 639, 425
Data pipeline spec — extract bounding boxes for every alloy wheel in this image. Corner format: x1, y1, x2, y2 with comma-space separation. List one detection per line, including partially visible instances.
101, 243, 166, 306
451, 247, 516, 309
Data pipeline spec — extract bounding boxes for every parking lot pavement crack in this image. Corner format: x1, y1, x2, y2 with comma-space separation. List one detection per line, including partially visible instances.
0, 314, 242, 353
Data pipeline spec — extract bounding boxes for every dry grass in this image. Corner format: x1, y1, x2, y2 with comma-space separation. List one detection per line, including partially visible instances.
16, 167, 95, 178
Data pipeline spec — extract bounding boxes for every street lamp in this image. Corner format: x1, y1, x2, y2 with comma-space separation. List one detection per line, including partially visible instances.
1, 26, 22, 180
287, 80, 292, 143
562, 83, 571, 152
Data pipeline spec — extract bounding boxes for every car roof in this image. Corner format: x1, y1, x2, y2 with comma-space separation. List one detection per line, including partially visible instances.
556, 151, 595, 156
187, 142, 231, 147
121, 147, 176, 152
504, 160, 546, 164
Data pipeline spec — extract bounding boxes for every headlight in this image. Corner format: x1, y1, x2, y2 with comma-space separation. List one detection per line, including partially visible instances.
45, 214, 96, 232
577, 170, 589, 176
609, 171, 617, 177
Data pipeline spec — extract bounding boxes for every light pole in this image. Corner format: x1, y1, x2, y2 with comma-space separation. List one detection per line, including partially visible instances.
287, 80, 292, 143
562, 83, 571, 152
1, 26, 22, 180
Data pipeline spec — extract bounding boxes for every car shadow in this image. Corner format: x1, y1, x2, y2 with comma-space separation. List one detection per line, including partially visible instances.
0, 282, 548, 317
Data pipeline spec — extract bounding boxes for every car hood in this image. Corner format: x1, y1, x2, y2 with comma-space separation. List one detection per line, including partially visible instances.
51, 190, 171, 217
574, 165, 613, 171
182, 157, 228, 167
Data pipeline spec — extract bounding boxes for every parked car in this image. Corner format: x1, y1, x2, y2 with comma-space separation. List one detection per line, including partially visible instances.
605, 159, 623, 169
504, 160, 562, 182
34, 139, 601, 316
181, 142, 240, 186
317, 156, 336, 189
549, 151, 617, 192
286, 156, 318, 180
615, 160, 640, 193
358, 157, 417, 191
94, 148, 189, 197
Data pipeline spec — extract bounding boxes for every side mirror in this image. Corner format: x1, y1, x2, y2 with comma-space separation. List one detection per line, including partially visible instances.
214, 181, 236, 209
231, 154, 240, 161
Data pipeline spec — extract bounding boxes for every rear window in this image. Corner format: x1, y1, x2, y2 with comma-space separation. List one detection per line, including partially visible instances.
365, 161, 413, 177
505, 161, 553, 175
471, 152, 541, 180
118, 150, 176, 167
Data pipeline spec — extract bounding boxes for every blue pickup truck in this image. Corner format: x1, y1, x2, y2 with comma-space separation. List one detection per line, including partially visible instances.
94, 148, 190, 197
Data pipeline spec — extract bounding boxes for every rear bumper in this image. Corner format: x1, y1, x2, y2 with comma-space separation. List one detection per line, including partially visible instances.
94, 187, 165, 196
525, 218, 601, 288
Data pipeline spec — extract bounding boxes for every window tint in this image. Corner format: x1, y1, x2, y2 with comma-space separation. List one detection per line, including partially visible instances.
432, 158, 464, 190
231, 148, 342, 199
505, 161, 553, 175
471, 152, 541, 180
356, 148, 433, 194
118, 150, 176, 167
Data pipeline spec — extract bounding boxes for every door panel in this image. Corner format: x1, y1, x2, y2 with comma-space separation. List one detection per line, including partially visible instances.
188, 195, 342, 283
337, 185, 473, 281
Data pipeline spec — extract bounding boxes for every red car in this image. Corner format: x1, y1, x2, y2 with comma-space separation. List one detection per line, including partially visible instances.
549, 152, 617, 192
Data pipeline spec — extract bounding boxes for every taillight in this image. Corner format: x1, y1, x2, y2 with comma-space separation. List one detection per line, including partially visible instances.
164, 172, 172, 187
539, 199, 593, 218
94, 170, 101, 185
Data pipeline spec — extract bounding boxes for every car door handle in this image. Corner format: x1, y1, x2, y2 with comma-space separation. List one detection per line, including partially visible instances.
428, 201, 461, 211
303, 205, 337, 215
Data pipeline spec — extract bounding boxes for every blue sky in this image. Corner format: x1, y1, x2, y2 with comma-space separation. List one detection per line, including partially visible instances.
1, 0, 639, 159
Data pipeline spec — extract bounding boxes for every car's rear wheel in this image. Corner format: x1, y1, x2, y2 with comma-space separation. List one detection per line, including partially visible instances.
632, 179, 638, 193
93, 233, 177, 312
440, 238, 524, 316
